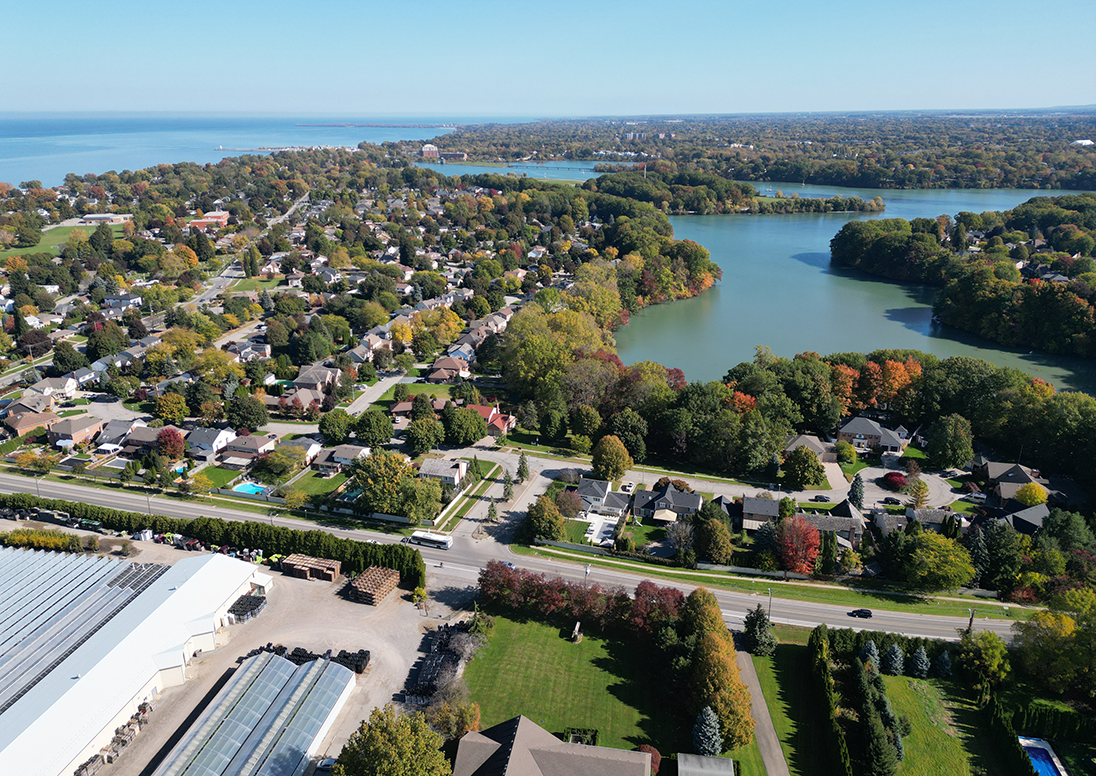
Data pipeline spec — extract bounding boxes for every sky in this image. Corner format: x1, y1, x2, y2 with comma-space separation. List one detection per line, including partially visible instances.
4, 0, 1094, 117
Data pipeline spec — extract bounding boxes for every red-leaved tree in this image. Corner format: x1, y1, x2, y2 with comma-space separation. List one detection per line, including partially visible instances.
779, 515, 821, 574
156, 427, 185, 460
882, 472, 909, 491
638, 745, 661, 774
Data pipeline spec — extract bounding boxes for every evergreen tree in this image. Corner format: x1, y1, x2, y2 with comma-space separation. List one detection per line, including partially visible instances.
487, 499, 498, 522
517, 451, 529, 483
259, 290, 275, 312
860, 640, 880, 667
742, 604, 777, 656
471, 455, 482, 480
242, 252, 253, 278
503, 470, 514, 501
820, 530, 838, 575
849, 472, 865, 510
864, 710, 899, 776
930, 650, 952, 678
909, 646, 930, 679
692, 706, 722, 757
882, 644, 904, 676
966, 528, 990, 584
12, 308, 29, 339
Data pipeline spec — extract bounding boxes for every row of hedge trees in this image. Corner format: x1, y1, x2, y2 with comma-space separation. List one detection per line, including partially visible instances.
1012, 703, 1096, 743
808, 626, 854, 776
0, 493, 426, 588
986, 697, 1038, 776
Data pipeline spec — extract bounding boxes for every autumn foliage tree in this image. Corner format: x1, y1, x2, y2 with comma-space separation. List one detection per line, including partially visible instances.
779, 514, 821, 574
591, 434, 633, 481
156, 427, 185, 460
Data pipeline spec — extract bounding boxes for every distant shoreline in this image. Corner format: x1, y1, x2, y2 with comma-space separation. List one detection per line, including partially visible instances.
295, 122, 457, 129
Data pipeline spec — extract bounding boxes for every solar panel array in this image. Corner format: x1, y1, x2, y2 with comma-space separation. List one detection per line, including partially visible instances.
157, 652, 355, 776
0, 547, 168, 715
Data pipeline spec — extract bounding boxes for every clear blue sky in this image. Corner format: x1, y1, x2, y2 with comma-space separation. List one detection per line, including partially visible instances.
5, 0, 1094, 116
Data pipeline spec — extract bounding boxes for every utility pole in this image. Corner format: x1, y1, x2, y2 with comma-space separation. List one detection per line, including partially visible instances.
967, 608, 976, 633
584, 564, 591, 587
767, 587, 773, 618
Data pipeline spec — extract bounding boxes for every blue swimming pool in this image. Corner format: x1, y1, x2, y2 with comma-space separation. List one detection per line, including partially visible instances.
1024, 744, 1065, 776
233, 482, 266, 494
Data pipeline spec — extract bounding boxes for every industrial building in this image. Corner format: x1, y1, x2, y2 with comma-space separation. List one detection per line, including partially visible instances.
0, 547, 273, 776
152, 651, 356, 776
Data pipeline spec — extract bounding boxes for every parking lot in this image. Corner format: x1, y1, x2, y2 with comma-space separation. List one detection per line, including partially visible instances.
17, 531, 448, 776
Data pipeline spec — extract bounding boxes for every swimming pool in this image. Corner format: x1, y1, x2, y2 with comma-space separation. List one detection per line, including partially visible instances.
1020, 737, 1067, 776
233, 482, 266, 495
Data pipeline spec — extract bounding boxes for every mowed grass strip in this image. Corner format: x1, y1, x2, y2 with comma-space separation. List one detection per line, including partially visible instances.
753, 644, 829, 776
463, 616, 661, 752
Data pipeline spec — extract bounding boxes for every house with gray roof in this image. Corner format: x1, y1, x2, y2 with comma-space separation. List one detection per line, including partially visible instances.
634, 483, 702, 522
741, 496, 780, 532
575, 477, 611, 510
999, 503, 1050, 536
419, 458, 468, 486
837, 417, 906, 453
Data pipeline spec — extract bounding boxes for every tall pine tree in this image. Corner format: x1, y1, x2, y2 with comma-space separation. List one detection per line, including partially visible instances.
849, 473, 865, 510
692, 706, 721, 757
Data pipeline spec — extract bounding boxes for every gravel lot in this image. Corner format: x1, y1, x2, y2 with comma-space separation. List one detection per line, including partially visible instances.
0, 524, 451, 776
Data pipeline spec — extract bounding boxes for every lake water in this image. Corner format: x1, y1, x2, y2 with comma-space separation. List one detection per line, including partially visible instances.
0, 114, 466, 187
614, 183, 1096, 392
417, 159, 600, 180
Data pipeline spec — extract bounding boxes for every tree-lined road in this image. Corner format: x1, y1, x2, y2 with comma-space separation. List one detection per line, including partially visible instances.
0, 468, 1012, 643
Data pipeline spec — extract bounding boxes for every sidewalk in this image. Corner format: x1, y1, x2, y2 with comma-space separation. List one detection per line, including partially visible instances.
737, 648, 791, 776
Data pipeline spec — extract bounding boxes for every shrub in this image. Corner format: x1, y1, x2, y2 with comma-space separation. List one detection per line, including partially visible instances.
882, 472, 908, 491
637, 744, 661, 775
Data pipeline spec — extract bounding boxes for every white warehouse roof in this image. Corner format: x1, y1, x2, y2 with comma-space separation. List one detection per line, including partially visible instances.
0, 549, 273, 776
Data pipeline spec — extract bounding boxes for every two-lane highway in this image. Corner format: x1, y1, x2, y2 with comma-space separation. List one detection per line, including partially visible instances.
0, 471, 1015, 642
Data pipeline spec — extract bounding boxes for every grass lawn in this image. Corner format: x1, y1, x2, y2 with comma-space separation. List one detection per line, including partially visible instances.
0, 224, 124, 260
376, 382, 452, 409
202, 466, 239, 489
883, 676, 974, 775
293, 470, 347, 496
623, 514, 666, 547
563, 519, 589, 544
230, 277, 283, 291
464, 615, 680, 753
839, 459, 872, 480
753, 644, 829, 776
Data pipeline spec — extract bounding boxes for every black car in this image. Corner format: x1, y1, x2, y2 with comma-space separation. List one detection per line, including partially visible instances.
849, 609, 873, 619
810, 495, 831, 503
882, 497, 902, 505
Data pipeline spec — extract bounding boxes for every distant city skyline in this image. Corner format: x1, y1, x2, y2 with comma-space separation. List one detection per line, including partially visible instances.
4, 0, 1094, 116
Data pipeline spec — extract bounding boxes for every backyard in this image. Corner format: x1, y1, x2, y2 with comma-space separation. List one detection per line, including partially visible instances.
292, 469, 347, 497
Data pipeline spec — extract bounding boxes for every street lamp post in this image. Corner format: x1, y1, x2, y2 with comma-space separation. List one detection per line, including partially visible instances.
584, 564, 591, 587
767, 587, 773, 618
967, 608, 976, 632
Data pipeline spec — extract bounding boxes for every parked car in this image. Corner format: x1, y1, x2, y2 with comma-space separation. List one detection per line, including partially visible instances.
503, 561, 516, 569
882, 497, 902, 505
849, 609, 873, 619
810, 495, 831, 503
317, 759, 337, 772
965, 493, 987, 503
621, 481, 635, 493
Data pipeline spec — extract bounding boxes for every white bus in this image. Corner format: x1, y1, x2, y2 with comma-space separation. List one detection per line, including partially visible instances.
409, 531, 453, 550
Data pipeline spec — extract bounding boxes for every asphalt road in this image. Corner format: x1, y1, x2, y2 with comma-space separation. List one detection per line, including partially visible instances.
0, 470, 1012, 643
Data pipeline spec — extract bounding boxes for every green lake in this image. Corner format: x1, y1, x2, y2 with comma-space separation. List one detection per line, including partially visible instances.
614, 183, 1096, 392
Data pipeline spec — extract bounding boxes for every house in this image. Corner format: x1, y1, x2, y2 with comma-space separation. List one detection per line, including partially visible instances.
68, 367, 98, 387
575, 477, 611, 510
122, 425, 187, 456
453, 715, 650, 776
446, 342, 476, 363
277, 436, 323, 465
227, 340, 272, 362
187, 210, 230, 231
837, 417, 906, 453
223, 433, 279, 460
600, 492, 632, 517
741, 496, 781, 532
347, 343, 374, 364
426, 356, 470, 384
286, 270, 305, 288
466, 404, 516, 437
153, 374, 193, 398
708, 495, 741, 529
26, 376, 78, 401
48, 415, 104, 447
6, 393, 55, 417
802, 511, 867, 550
186, 427, 236, 456
678, 754, 734, 776
103, 293, 142, 310
419, 457, 468, 487
784, 433, 836, 462
313, 444, 370, 473
634, 484, 703, 521
999, 503, 1050, 536
6, 411, 60, 436
98, 418, 145, 447
294, 365, 340, 392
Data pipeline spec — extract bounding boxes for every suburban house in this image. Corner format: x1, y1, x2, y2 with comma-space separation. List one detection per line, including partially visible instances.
633, 483, 702, 523
103, 293, 142, 310
294, 365, 340, 392
392, 397, 455, 418
802, 510, 867, 550
837, 417, 907, 453
223, 433, 279, 461
25, 376, 78, 402
426, 356, 470, 383
186, 427, 236, 459
576, 477, 611, 510
98, 418, 145, 448
708, 495, 741, 530
226, 340, 272, 362
347, 343, 375, 364
153, 374, 193, 398
998, 503, 1050, 535
47, 415, 103, 447
741, 496, 780, 532
277, 437, 323, 465
784, 433, 836, 462
6, 410, 60, 436
67, 367, 98, 387
418, 457, 468, 487
313, 444, 370, 474
121, 425, 188, 457
452, 715, 651, 776
6, 393, 56, 417
466, 404, 517, 437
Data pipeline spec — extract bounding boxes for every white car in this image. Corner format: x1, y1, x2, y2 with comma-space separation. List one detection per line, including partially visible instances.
317, 759, 337, 772
621, 482, 635, 493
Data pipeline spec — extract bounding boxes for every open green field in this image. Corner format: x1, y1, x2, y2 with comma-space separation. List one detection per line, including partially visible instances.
293, 470, 347, 496
230, 277, 283, 291
376, 382, 452, 409
0, 224, 124, 260
464, 615, 674, 752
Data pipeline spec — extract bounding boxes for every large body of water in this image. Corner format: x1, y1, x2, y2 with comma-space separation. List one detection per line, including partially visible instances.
418, 160, 600, 181
614, 182, 1096, 392
0, 114, 473, 188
